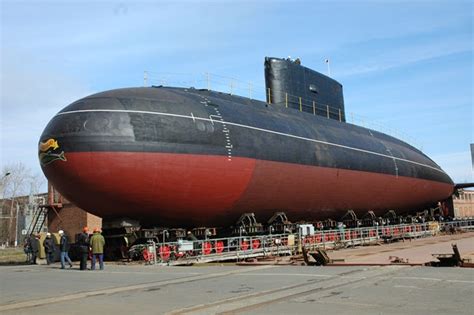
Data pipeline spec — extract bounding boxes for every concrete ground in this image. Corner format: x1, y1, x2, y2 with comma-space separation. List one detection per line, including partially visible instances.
1, 262, 473, 314
327, 231, 474, 264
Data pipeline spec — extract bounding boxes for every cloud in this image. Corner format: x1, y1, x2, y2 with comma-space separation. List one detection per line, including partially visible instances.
1, 2, 267, 69
336, 33, 472, 77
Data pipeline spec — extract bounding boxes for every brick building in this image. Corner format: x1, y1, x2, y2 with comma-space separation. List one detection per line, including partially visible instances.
48, 198, 102, 242
453, 189, 474, 218
45, 184, 102, 241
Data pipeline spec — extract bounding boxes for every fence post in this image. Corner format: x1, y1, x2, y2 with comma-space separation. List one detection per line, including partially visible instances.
285, 93, 288, 108
299, 97, 302, 112
312, 101, 316, 115
327, 105, 330, 119
338, 109, 342, 122
267, 88, 271, 104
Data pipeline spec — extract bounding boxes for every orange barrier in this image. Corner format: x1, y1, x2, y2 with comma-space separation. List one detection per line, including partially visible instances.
159, 245, 170, 261
215, 240, 224, 253
252, 239, 261, 249
345, 231, 351, 240
202, 242, 212, 255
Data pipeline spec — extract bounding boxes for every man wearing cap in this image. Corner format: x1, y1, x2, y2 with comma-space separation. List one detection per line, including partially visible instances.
58, 230, 73, 269
77, 226, 90, 270
43, 232, 55, 265
90, 227, 105, 270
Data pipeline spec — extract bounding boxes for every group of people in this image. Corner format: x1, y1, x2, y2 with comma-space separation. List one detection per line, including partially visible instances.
23, 226, 106, 270
77, 226, 106, 270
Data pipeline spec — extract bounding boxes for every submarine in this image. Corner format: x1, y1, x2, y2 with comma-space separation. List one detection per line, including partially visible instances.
38, 57, 454, 227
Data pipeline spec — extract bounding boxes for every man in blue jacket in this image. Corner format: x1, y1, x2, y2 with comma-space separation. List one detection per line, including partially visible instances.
59, 230, 73, 269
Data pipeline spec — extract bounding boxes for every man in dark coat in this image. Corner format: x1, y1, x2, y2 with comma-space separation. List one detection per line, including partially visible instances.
30, 234, 40, 264
77, 226, 90, 270
43, 233, 55, 265
59, 230, 73, 269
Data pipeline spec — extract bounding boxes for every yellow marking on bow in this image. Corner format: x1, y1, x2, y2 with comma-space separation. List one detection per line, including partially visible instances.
39, 139, 59, 152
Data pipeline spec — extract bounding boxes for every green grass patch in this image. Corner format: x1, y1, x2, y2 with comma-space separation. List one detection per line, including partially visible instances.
0, 248, 27, 264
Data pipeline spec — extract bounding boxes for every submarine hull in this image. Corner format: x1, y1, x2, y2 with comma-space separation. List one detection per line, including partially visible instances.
39, 87, 454, 227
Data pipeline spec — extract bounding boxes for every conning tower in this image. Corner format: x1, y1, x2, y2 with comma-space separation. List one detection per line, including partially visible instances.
264, 57, 346, 122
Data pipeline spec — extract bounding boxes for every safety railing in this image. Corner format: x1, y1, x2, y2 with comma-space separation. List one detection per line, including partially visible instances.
440, 219, 474, 231
143, 71, 422, 150
136, 233, 297, 265
132, 220, 474, 266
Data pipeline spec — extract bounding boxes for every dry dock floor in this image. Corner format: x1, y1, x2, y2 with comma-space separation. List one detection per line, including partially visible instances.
327, 231, 474, 264
1, 233, 473, 315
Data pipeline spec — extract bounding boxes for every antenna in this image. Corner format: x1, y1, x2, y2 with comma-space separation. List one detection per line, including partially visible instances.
325, 58, 331, 76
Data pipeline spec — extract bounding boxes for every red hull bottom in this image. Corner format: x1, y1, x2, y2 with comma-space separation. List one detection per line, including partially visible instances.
43, 152, 453, 227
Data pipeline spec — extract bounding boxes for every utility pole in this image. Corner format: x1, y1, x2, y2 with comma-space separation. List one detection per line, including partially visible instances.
14, 203, 19, 247
1, 172, 14, 246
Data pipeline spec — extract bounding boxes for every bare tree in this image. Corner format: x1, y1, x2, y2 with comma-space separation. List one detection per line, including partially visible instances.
29, 173, 45, 197
1, 162, 45, 246
2, 163, 29, 198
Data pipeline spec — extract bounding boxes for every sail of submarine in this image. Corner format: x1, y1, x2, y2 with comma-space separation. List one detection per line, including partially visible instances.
38, 57, 454, 227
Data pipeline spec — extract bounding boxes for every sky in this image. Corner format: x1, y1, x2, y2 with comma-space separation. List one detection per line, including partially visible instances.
1, 0, 473, 192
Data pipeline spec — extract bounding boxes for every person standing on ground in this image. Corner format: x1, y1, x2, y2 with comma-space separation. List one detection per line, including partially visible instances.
90, 228, 105, 270
30, 234, 40, 264
77, 226, 90, 270
43, 233, 55, 265
23, 236, 32, 263
58, 230, 73, 269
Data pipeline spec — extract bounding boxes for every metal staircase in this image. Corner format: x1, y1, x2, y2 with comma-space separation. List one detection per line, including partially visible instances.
25, 183, 64, 236
26, 206, 48, 235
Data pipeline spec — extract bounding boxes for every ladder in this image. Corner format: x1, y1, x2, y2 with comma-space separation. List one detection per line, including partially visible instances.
26, 206, 48, 236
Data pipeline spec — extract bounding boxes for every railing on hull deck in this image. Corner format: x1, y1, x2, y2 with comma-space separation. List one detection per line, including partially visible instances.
144, 71, 423, 151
